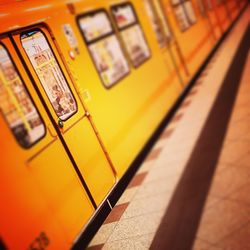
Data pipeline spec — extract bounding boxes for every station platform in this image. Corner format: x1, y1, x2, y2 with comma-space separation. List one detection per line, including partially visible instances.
87, 7, 250, 250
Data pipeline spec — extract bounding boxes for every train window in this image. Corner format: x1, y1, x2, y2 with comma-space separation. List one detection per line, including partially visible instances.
144, 0, 172, 48
111, 3, 151, 68
171, 1, 190, 31
0, 44, 45, 148
171, 0, 197, 31
184, 1, 197, 24
21, 30, 77, 121
144, 0, 166, 48
77, 11, 130, 88
152, 0, 172, 40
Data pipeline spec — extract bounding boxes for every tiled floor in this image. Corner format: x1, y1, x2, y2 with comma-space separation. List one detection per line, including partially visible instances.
87, 7, 250, 250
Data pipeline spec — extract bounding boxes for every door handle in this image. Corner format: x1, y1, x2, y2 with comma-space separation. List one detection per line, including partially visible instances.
58, 118, 64, 129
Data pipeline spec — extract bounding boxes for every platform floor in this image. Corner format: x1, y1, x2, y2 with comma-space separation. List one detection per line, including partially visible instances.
88, 7, 250, 250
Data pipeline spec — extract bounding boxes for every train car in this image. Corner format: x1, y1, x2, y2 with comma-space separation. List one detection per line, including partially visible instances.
0, 0, 247, 249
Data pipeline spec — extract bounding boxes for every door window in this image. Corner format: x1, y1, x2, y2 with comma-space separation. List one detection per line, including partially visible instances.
0, 44, 45, 148
21, 30, 77, 121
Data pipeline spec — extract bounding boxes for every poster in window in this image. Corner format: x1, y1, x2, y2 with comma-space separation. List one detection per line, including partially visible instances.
184, 1, 197, 24
174, 5, 190, 31
0, 45, 45, 147
21, 31, 77, 120
112, 4, 136, 29
79, 12, 113, 42
121, 25, 150, 67
89, 35, 129, 87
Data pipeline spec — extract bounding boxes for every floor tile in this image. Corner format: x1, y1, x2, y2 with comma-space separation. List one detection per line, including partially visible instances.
227, 182, 250, 208
159, 128, 174, 140
103, 233, 154, 250
127, 173, 148, 189
89, 223, 117, 246
107, 212, 162, 242
209, 166, 250, 198
171, 113, 183, 123
137, 161, 155, 174
145, 148, 162, 162
104, 203, 129, 224
121, 193, 171, 219
192, 238, 217, 250
216, 223, 250, 250
219, 141, 250, 165
116, 187, 138, 205
87, 244, 104, 250
196, 200, 250, 244
134, 178, 176, 200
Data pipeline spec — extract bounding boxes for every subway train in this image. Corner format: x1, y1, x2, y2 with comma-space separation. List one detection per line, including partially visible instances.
0, 0, 247, 249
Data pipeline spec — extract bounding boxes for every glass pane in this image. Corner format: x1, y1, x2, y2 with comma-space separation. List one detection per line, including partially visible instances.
144, 0, 167, 48
89, 35, 130, 87
112, 4, 137, 29
174, 5, 190, 31
21, 31, 77, 121
184, 1, 197, 24
121, 25, 150, 67
0, 44, 45, 148
78, 12, 113, 43
153, 0, 172, 40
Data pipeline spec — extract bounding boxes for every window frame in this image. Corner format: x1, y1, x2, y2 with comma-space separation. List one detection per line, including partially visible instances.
110, 2, 151, 69
0, 41, 46, 149
20, 28, 78, 121
76, 9, 131, 89
171, 0, 197, 32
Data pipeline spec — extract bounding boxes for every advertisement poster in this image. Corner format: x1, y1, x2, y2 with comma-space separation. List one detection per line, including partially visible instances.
89, 35, 129, 87
121, 25, 150, 67
0, 45, 45, 147
21, 31, 77, 120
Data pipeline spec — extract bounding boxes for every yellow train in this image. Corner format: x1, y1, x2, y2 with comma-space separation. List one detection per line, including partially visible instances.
0, 0, 247, 249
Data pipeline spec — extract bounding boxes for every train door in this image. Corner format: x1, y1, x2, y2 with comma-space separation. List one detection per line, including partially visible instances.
0, 37, 95, 249
11, 26, 117, 206
144, 0, 189, 86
